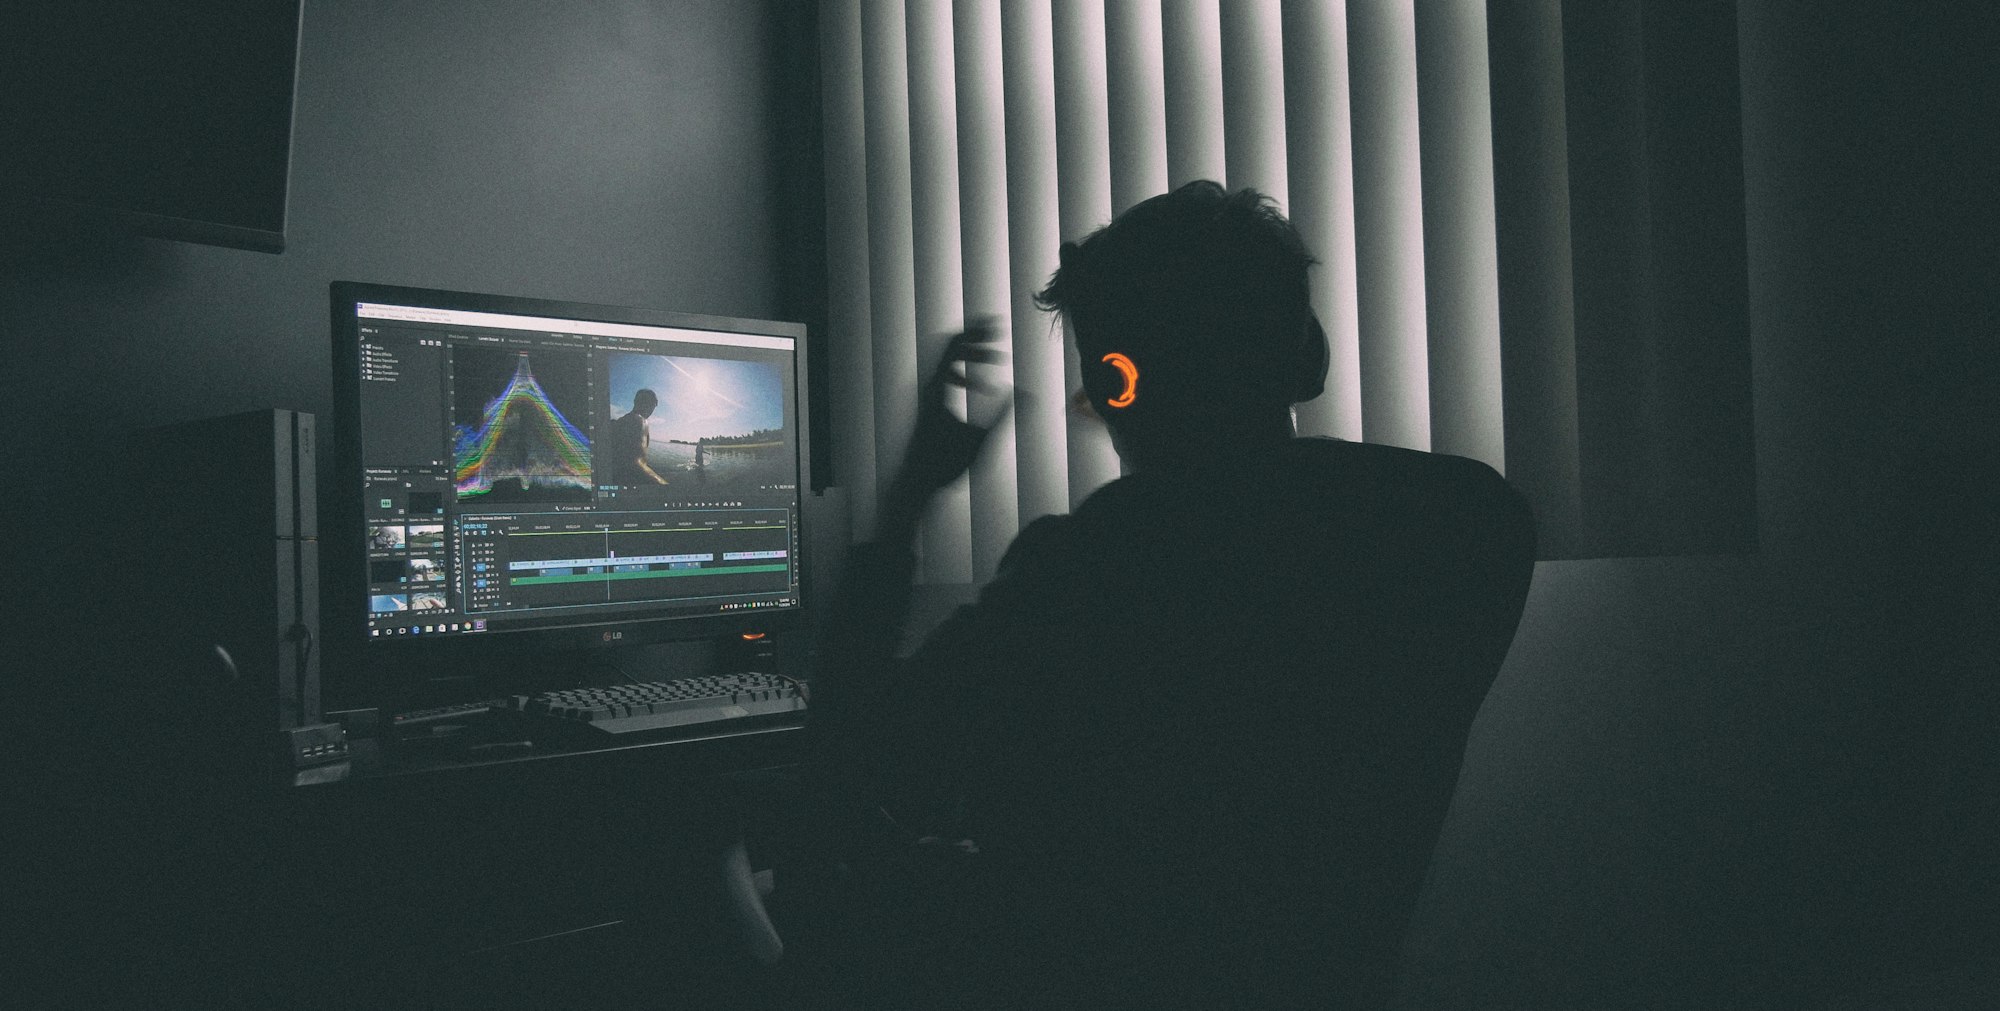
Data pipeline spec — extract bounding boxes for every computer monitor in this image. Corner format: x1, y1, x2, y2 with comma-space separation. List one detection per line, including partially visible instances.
327, 281, 809, 704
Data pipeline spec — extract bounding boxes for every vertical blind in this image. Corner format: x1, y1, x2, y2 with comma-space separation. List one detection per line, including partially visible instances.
823, 0, 1504, 583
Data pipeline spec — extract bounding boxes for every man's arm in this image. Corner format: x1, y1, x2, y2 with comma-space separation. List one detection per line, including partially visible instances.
812, 324, 1008, 731
635, 424, 667, 484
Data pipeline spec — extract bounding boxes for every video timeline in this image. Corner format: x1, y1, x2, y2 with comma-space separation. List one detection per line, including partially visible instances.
460, 508, 796, 617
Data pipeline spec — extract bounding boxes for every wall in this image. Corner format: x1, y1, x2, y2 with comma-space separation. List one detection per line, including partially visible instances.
6, 2, 814, 997
1404, 1, 1997, 1005
2, 0, 812, 673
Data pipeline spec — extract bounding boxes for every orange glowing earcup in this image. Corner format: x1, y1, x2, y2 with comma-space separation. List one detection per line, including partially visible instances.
1101, 352, 1138, 408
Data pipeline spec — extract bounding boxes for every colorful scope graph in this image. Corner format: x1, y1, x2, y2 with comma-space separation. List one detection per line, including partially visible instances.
454, 354, 592, 498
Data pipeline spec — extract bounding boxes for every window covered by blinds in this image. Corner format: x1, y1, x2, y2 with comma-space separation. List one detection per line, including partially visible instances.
821, 0, 1755, 574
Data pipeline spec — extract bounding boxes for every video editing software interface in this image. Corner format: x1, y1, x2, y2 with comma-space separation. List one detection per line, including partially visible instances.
348, 299, 802, 641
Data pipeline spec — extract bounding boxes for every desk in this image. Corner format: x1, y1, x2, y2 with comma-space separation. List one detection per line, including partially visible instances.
251, 715, 809, 1003
290, 711, 810, 786
17, 652, 816, 1003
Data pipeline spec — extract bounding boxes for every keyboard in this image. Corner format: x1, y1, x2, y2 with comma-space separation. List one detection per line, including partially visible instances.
506, 671, 806, 737
391, 698, 509, 730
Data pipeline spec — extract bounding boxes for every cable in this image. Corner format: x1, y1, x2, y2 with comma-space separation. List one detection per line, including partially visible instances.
607, 658, 645, 686
772, 670, 811, 704
295, 623, 316, 677
212, 644, 240, 681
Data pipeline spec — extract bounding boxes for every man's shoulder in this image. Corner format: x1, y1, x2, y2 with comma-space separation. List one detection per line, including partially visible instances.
1079, 437, 1517, 507
1062, 438, 1531, 562
991, 512, 1083, 576
996, 438, 1531, 574
1291, 438, 1524, 514
1293, 435, 1496, 481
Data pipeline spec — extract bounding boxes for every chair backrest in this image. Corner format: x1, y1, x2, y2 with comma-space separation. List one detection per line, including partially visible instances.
965, 440, 1539, 1006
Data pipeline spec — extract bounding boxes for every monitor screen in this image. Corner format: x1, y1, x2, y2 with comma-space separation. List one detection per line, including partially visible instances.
330, 283, 807, 662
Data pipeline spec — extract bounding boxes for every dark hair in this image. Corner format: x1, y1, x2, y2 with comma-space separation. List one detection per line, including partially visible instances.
1035, 180, 1319, 415
632, 388, 659, 413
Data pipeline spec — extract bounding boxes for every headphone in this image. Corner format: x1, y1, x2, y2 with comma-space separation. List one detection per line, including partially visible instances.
1085, 315, 1328, 413
1099, 352, 1139, 409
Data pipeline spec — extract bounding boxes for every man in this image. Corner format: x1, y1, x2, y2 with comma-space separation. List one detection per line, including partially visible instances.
604, 388, 666, 486
802, 181, 1536, 1007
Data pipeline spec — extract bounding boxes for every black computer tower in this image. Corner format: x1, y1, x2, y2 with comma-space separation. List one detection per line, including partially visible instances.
136, 409, 320, 729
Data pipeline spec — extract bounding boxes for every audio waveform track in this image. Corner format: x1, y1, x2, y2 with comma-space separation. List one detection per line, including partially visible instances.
509, 564, 788, 586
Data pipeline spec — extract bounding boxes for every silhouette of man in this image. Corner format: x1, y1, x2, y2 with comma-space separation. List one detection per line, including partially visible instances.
796, 181, 1536, 1008
604, 389, 666, 486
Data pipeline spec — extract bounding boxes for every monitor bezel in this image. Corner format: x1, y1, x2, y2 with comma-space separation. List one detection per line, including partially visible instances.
326, 280, 811, 705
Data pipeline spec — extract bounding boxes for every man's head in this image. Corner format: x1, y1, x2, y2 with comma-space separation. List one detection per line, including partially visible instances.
1036, 181, 1326, 448
631, 388, 659, 417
